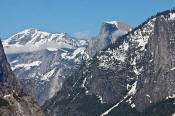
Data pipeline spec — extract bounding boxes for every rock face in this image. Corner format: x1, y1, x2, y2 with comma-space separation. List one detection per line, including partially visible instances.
0, 40, 22, 96
135, 12, 175, 111
88, 21, 132, 57
42, 10, 175, 116
0, 40, 44, 116
2, 29, 89, 105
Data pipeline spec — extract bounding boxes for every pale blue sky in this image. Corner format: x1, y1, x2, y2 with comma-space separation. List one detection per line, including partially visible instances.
0, 0, 175, 39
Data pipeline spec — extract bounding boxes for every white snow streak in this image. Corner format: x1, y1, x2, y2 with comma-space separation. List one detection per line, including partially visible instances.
169, 13, 175, 20
12, 61, 42, 70
97, 95, 106, 104
172, 112, 175, 116
3, 94, 11, 98
170, 67, 175, 71
41, 68, 56, 81
81, 77, 87, 88
101, 81, 137, 116
166, 94, 175, 99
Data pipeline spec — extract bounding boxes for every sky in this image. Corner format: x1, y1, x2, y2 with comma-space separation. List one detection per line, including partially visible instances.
0, 0, 175, 39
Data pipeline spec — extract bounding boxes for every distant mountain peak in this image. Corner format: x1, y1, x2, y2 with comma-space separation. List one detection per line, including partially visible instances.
11, 28, 71, 42
3, 29, 84, 54
2, 28, 89, 105
88, 20, 133, 57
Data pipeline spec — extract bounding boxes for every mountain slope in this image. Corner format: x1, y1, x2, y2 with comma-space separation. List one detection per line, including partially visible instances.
0, 40, 44, 116
88, 21, 132, 57
3, 29, 89, 105
2, 21, 132, 105
42, 9, 175, 116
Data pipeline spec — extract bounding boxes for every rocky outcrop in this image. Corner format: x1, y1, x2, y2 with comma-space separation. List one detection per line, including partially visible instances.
0, 40, 22, 96
0, 40, 44, 116
0, 93, 44, 116
42, 9, 175, 116
88, 21, 132, 57
135, 14, 175, 111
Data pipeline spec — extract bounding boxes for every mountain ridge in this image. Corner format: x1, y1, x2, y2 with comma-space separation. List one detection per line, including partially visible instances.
2, 20, 132, 106
2, 29, 89, 105
42, 9, 175, 116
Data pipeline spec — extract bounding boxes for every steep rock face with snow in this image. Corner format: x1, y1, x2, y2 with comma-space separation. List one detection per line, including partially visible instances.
88, 21, 132, 57
2, 29, 89, 105
134, 11, 175, 111
42, 10, 175, 116
0, 40, 44, 116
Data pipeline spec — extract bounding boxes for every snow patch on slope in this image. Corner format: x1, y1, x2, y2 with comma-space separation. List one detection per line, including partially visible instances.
61, 47, 88, 63
169, 12, 175, 20
166, 94, 175, 99
97, 95, 106, 104
172, 112, 175, 116
11, 60, 19, 64
4, 94, 11, 98
66, 47, 86, 59
81, 77, 87, 88
41, 68, 56, 81
100, 17, 156, 116
97, 41, 129, 69
12, 61, 42, 71
47, 48, 58, 51
170, 67, 175, 71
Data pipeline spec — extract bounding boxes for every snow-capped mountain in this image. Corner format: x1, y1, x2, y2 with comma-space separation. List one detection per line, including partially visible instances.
3, 28, 87, 54
2, 20, 132, 106
88, 21, 133, 57
42, 9, 175, 116
2, 28, 89, 105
